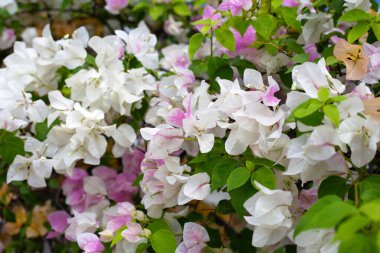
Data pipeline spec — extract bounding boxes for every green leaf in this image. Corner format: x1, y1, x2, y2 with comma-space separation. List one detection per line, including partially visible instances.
294, 196, 358, 236
215, 27, 235, 52
246, 161, 255, 171
189, 33, 204, 60
227, 167, 251, 192
318, 87, 330, 102
173, 2, 191, 16
35, 118, 60, 141
293, 99, 323, 119
147, 219, 171, 233
323, 104, 340, 127
151, 229, 176, 253
0, 130, 25, 164
230, 181, 257, 217
149, 5, 165, 20
348, 22, 370, 43
338, 9, 373, 22
338, 234, 377, 253
325, 56, 339, 65
360, 175, 380, 202
253, 15, 278, 41
292, 53, 310, 64
246, 157, 285, 171
360, 200, 380, 222
281, 7, 301, 31
251, 167, 276, 190
60, 0, 72, 13
272, 0, 284, 11
318, 176, 347, 199
230, 16, 250, 36
371, 20, 380, 41
136, 243, 149, 253
212, 157, 238, 190
110, 225, 127, 247
335, 215, 370, 241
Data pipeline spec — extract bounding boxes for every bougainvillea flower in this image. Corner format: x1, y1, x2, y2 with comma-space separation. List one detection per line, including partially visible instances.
218, 0, 252, 16
47, 211, 70, 238
333, 39, 369, 80
77, 233, 104, 253
105, 0, 128, 14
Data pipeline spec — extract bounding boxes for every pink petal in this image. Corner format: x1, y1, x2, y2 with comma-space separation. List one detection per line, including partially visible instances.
48, 211, 70, 234
167, 108, 186, 127
262, 77, 280, 106
77, 233, 104, 253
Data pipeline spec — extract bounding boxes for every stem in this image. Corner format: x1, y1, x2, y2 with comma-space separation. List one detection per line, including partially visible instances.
354, 178, 359, 207
210, 31, 214, 58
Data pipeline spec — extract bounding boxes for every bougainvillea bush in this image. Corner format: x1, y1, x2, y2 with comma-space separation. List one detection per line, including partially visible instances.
2, 0, 380, 252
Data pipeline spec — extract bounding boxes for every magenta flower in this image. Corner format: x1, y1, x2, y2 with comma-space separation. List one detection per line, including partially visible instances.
218, 0, 252, 16
47, 211, 70, 238
77, 233, 104, 253
195, 5, 222, 32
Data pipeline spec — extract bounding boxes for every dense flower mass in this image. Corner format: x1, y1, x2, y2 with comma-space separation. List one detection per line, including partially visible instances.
1, 0, 380, 252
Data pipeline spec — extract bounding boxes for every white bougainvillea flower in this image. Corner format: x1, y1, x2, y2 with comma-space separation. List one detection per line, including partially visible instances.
7, 137, 55, 188
0, 0, 18, 14
175, 222, 210, 253
297, 13, 333, 44
141, 125, 184, 159
243, 69, 281, 106
284, 126, 348, 182
338, 115, 379, 167
344, 0, 371, 11
290, 229, 340, 253
160, 44, 189, 70
243, 182, 293, 247
292, 58, 345, 98
65, 211, 98, 241
177, 173, 211, 205
115, 21, 159, 69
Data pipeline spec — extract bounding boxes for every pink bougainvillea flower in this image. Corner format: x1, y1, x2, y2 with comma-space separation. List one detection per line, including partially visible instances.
195, 5, 222, 32
167, 95, 192, 128
175, 222, 210, 253
232, 25, 256, 55
298, 188, 318, 211
47, 211, 70, 238
77, 233, 104, 253
122, 148, 145, 177
121, 222, 143, 243
303, 44, 320, 61
333, 39, 369, 80
105, 0, 128, 15
282, 0, 299, 7
218, 0, 252, 16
